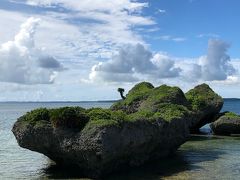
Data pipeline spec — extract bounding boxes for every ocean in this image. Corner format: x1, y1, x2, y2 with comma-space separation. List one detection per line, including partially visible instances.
0, 99, 240, 180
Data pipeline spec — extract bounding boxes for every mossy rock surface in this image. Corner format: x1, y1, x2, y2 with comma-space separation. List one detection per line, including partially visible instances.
185, 83, 223, 132
111, 82, 188, 114
210, 112, 240, 135
17, 107, 130, 131
185, 83, 222, 111
17, 82, 192, 132
17, 82, 222, 133
13, 81, 224, 178
128, 103, 191, 123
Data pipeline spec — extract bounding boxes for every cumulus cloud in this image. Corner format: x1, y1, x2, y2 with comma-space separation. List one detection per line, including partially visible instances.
93, 44, 154, 74
151, 53, 181, 78
199, 39, 236, 81
0, 17, 62, 84
179, 62, 202, 82
178, 39, 237, 82
89, 44, 180, 83
89, 39, 237, 84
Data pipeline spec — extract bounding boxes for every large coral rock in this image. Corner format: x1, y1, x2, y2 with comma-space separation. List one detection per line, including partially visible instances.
12, 82, 191, 178
12, 116, 188, 178
185, 84, 223, 132
210, 112, 240, 135
12, 82, 223, 178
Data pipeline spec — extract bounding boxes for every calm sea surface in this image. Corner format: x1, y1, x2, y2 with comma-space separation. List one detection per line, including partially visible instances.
0, 99, 240, 180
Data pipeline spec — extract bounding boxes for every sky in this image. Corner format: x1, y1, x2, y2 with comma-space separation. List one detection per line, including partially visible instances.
0, 0, 240, 101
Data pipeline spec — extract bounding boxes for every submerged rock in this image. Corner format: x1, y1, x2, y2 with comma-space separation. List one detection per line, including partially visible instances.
12, 82, 223, 178
185, 83, 223, 132
210, 112, 240, 135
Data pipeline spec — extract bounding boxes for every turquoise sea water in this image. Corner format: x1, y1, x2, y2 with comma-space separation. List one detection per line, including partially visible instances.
0, 99, 240, 180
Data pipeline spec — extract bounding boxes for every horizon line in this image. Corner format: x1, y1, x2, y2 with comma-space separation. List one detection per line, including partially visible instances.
0, 98, 239, 103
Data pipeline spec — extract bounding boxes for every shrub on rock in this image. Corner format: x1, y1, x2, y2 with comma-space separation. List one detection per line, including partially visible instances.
50, 107, 89, 130
19, 108, 50, 125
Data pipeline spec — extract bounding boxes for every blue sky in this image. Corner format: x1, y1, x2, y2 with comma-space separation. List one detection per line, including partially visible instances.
0, 0, 239, 101
142, 0, 240, 57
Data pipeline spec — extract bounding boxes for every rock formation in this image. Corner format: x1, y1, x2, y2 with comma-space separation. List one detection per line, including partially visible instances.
185, 83, 223, 133
210, 112, 240, 135
12, 82, 223, 178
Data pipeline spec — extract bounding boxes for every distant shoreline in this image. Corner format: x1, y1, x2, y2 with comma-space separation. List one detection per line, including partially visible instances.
0, 100, 119, 103
0, 98, 239, 103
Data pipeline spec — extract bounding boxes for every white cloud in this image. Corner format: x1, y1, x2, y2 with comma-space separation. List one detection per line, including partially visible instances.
197, 33, 220, 38
89, 44, 180, 83
157, 35, 186, 42
89, 39, 238, 84
0, 17, 62, 84
26, 0, 148, 12
6, 0, 156, 64
155, 9, 166, 14
177, 39, 237, 83
151, 53, 181, 78
0, 0, 159, 100
199, 39, 236, 81
0, 1, 239, 100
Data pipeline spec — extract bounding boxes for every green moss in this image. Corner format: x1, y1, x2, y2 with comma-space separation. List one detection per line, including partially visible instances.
18, 107, 129, 131
153, 104, 190, 122
87, 108, 112, 121
224, 112, 240, 119
111, 110, 129, 122
139, 85, 186, 111
19, 108, 50, 124
20, 82, 218, 131
111, 82, 187, 114
22, 108, 50, 122
127, 110, 155, 121
86, 108, 129, 127
185, 83, 222, 111
50, 107, 89, 130
125, 82, 153, 104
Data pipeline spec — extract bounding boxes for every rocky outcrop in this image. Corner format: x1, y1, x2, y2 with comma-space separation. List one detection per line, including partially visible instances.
12, 116, 188, 178
185, 84, 223, 132
210, 112, 240, 135
12, 82, 223, 178
111, 82, 189, 114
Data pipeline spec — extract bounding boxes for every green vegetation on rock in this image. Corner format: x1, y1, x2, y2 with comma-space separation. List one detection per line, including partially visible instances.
153, 103, 190, 122
127, 110, 155, 121
13, 81, 225, 178
127, 103, 190, 122
50, 107, 89, 129
86, 108, 128, 126
224, 112, 240, 119
19, 107, 130, 131
111, 82, 188, 114
21, 108, 50, 122
112, 82, 154, 111
185, 83, 222, 111
18, 82, 221, 133
139, 85, 187, 112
